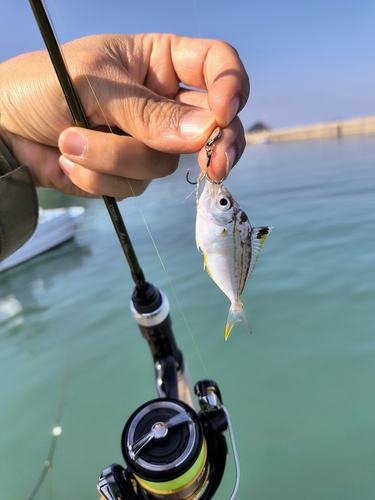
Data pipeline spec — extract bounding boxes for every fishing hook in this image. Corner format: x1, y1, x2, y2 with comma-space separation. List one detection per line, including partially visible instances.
186, 127, 223, 185
186, 168, 205, 185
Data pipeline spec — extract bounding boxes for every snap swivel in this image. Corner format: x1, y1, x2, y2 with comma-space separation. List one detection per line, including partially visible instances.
186, 127, 222, 185
205, 127, 222, 168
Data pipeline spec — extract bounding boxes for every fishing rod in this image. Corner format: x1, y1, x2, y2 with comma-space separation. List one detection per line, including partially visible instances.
28, 1, 240, 499
29, 0, 146, 290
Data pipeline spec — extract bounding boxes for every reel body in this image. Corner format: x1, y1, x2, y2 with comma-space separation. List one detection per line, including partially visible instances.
98, 382, 229, 500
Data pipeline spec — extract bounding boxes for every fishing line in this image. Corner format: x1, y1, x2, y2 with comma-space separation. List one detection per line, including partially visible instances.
37, 0, 212, 376
130, 194, 210, 379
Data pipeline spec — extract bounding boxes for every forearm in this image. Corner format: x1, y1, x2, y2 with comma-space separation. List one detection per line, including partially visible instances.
0, 134, 38, 261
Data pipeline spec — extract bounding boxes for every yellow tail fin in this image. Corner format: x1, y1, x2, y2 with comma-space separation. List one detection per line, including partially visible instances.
224, 304, 252, 340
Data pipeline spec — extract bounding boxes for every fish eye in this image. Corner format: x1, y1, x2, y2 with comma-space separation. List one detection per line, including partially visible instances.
217, 195, 232, 211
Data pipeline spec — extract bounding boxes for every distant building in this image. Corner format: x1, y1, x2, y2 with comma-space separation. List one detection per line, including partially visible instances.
245, 116, 375, 145
247, 122, 270, 133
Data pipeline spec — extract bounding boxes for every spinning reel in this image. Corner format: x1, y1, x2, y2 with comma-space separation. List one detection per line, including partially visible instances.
98, 380, 234, 500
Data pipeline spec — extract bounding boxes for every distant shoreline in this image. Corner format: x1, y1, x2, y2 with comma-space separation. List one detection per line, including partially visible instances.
245, 115, 375, 145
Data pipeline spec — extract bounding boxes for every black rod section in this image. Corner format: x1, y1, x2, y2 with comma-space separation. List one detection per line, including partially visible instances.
29, 0, 146, 288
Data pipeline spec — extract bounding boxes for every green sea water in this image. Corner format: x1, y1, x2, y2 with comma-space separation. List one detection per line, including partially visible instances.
1, 136, 375, 499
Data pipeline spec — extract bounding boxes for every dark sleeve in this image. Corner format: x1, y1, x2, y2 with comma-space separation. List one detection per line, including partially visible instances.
0, 137, 39, 261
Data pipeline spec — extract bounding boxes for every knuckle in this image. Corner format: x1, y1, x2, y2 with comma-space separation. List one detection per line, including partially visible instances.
82, 174, 102, 196
70, 165, 104, 195
137, 96, 178, 140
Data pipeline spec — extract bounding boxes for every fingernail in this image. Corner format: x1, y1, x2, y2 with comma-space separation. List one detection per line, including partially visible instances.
180, 109, 215, 139
227, 95, 240, 124
59, 155, 74, 175
225, 146, 236, 176
60, 130, 87, 157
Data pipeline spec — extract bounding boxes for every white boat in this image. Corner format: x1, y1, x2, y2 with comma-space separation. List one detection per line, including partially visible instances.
0, 206, 85, 272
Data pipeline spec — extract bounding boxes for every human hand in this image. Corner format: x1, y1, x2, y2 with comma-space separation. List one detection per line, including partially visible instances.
0, 34, 249, 198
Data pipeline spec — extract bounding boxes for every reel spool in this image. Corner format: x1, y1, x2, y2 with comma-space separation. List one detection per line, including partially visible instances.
121, 399, 209, 500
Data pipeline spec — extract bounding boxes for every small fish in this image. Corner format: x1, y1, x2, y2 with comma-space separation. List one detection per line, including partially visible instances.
196, 179, 271, 340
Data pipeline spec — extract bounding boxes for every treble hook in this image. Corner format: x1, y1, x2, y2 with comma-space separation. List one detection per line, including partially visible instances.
186, 127, 223, 185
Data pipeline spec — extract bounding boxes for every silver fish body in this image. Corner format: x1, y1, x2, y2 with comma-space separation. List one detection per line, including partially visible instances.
196, 180, 271, 339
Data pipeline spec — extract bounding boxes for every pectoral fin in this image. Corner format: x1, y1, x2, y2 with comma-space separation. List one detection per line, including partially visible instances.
248, 226, 272, 278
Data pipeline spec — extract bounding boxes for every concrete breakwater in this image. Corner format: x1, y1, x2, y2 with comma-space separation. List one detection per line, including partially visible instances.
245, 115, 375, 145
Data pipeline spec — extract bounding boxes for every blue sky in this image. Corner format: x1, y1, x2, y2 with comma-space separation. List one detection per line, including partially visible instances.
1, 0, 374, 130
